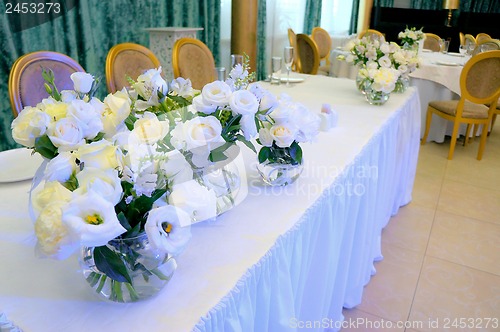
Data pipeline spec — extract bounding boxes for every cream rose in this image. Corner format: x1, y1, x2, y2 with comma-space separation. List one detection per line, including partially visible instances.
258, 128, 273, 147
229, 90, 259, 116
11, 106, 51, 147
132, 111, 169, 145
47, 117, 85, 151
39, 98, 68, 121
101, 90, 132, 137
192, 95, 217, 115
67, 99, 103, 139
70, 72, 94, 94
182, 116, 225, 151
33, 181, 72, 213
75, 140, 120, 170
270, 124, 297, 148
201, 81, 232, 106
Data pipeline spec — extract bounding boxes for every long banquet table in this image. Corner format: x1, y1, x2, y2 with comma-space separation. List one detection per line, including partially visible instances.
0, 75, 420, 331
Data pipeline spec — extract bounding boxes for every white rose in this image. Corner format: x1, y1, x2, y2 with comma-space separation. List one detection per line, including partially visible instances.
183, 116, 225, 151
229, 90, 259, 116
11, 106, 51, 147
145, 205, 191, 256
101, 90, 132, 138
38, 98, 68, 121
240, 114, 257, 140
70, 72, 94, 94
270, 124, 297, 148
62, 191, 126, 247
33, 181, 72, 213
34, 202, 79, 260
201, 81, 232, 106
75, 167, 123, 205
168, 180, 217, 222
67, 99, 103, 139
75, 140, 120, 170
159, 150, 194, 186
132, 111, 169, 145
47, 117, 85, 151
259, 92, 278, 113
258, 128, 273, 147
378, 55, 392, 68
44, 151, 76, 182
192, 95, 217, 115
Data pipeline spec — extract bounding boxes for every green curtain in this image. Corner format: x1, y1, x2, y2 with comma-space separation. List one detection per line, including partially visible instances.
374, 0, 394, 6
411, 0, 500, 12
409, 0, 441, 10
0, 0, 220, 152
349, 0, 359, 34
303, 0, 322, 35
256, 0, 267, 81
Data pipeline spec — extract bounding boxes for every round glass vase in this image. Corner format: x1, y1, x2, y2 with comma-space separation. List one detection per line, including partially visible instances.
355, 71, 370, 95
80, 232, 177, 303
257, 160, 304, 186
394, 75, 410, 93
364, 86, 390, 106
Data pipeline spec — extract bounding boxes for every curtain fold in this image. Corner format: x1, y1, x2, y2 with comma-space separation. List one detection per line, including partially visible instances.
256, 0, 267, 81
374, 0, 394, 6
0, 0, 220, 152
411, 0, 500, 12
303, 0, 322, 35
349, 0, 360, 34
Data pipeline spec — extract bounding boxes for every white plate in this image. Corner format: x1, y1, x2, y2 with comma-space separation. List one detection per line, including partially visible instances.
435, 61, 461, 66
422, 49, 432, 53
0, 148, 43, 183
280, 76, 305, 83
447, 52, 464, 57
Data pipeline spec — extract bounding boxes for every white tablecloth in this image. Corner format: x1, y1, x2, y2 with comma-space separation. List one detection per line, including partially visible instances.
0, 75, 420, 332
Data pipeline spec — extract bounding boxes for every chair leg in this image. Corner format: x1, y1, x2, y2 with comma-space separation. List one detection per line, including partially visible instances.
421, 110, 433, 145
464, 124, 472, 146
477, 122, 489, 160
489, 114, 497, 136
448, 121, 460, 160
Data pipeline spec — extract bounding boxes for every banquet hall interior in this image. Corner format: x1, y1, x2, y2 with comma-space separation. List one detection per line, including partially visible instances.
1, 0, 499, 331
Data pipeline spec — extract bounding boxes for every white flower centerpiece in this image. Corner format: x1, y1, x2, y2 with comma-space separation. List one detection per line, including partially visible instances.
10, 57, 281, 302
398, 26, 425, 53
343, 37, 401, 105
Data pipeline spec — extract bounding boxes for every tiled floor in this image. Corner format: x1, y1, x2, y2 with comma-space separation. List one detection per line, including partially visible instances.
342, 129, 500, 331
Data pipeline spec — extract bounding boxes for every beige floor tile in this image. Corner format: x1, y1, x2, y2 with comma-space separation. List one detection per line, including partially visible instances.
357, 243, 423, 323
411, 172, 443, 209
341, 308, 404, 331
437, 179, 500, 225
427, 210, 500, 276
416, 143, 448, 179
409, 256, 500, 332
382, 204, 435, 254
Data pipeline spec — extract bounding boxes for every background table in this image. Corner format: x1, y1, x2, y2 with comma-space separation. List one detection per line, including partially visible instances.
0, 75, 420, 332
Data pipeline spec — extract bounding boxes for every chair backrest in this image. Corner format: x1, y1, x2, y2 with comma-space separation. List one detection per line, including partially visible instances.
358, 29, 385, 41
8, 51, 85, 117
464, 34, 477, 49
311, 27, 332, 63
172, 38, 216, 90
476, 33, 492, 44
288, 28, 299, 71
459, 32, 465, 46
472, 39, 500, 56
295, 34, 319, 75
460, 50, 500, 107
423, 33, 441, 52
106, 42, 161, 93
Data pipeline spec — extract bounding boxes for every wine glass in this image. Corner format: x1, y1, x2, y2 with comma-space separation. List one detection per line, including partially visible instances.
459, 45, 467, 56
283, 46, 294, 87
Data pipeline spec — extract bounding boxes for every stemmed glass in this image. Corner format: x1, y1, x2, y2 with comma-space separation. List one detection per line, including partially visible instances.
459, 45, 467, 56
283, 46, 294, 87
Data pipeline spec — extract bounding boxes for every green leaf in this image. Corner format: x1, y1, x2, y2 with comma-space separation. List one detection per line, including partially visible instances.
93, 246, 132, 284
258, 147, 271, 163
209, 149, 229, 162
34, 135, 57, 159
236, 134, 256, 153
290, 142, 303, 165
117, 212, 131, 231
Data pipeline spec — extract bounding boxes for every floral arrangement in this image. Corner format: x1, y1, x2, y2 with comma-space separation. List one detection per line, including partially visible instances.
10, 56, 297, 301
398, 26, 425, 49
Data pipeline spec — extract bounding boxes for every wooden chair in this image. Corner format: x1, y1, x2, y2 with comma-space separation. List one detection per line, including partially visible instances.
358, 29, 385, 41
459, 32, 465, 46
476, 33, 492, 44
172, 38, 216, 90
472, 39, 500, 56
464, 34, 477, 52
423, 33, 442, 52
295, 34, 320, 75
288, 28, 299, 71
421, 50, 500, 160
8, 51, 84, 117
106, 42, 161, 93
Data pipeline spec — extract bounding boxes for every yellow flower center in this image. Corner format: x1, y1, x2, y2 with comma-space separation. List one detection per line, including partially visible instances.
85, 214, 104, 225
162, 222, 173, 234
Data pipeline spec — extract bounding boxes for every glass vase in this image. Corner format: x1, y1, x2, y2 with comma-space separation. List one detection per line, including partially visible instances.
80, 232, 176, 303
394, 75, 410, 93
355, 71, 370, 95
365, 87, 390, 106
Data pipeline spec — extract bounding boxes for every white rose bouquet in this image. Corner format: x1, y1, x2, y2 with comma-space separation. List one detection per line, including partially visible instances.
398, 26, 425, 49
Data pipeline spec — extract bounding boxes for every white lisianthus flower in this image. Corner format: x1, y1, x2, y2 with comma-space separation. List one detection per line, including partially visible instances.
62, 192, 126, 247
133, 67, 169, 101
380, 42, 391, 54
240, 114, 257, 140
44, 151, 76, 182
60, 90, 78, 103
145, 205, 192, 256
268, 101, 293, 125
11, 106, 51, 147
247, 82, 265, 100
159, 150, 193, 186
229, 90, 259, 116
33, 181, 72, 213
192, 95, 217, 115
259, 92, 278, 113
75, 167, 123, 205
101, 90, 132, 138
398, 64, 409, 75
168, 180, 217, 222
132, 111, 169, 145
258, 128, 273, 147
270, 123, 297, 148
378, 55, 392, 68
201, 81, 232, 106
289, 103, 321, 143
170, 77, 196, 98
75, 139, 120, 170
372, 67, 399, 93
366, 61, 379, 70
67, 99, 103, 139
345, 54, 355, 63
47, 117, 85, 151
70, 72, 94, 94
34, 202, 79, 260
